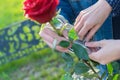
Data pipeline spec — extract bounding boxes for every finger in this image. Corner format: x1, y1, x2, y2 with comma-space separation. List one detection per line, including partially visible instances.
44, 38, 69, 53
85, 41, 103, 48
89, 52, 99, 63
74, 17, 84, 33
74, 11, 85, 26
42, 33, 54, 44
85, 25, 100, 42
89, 48, 109, 65
44, 23, 55, 30
88, 47, 98, 53
44, 28, 67, 41
43, 28, 58, 38
78, 22, 92, 40
74, 4, 96, 26
42, 28, 63, 43
39, 29, 48, 38
42, 28, 67, 42
89, 48, 104, 64
40, 28, 69, 52
43, 39, 53, 48
40, 29, 54, 40
40, 28, 51, 36
63, 30, 68, 39
40, 28, 57, 43
56, 46, 69, 52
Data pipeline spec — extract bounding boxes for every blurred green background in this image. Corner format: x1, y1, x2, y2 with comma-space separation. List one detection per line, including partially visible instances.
0, 0, 65, 80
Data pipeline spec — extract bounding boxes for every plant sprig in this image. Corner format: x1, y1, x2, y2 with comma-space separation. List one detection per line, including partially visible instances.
40, 16, 120, 80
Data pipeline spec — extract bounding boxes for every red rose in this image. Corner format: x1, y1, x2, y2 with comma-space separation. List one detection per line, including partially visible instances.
23, 0, 59, 23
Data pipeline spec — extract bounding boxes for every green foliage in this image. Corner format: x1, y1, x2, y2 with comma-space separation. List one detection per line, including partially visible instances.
0, 0, 25, 29
0, 48, 65, 80
62, 53, 73, 63
106, 62, 120, 80
72, 42, 89, 60
62, 53, 74, 72
45, 20, 120, 80
0, 72, 10, 80
59, 41, 70, 48
1, 0, 120, 79
113, 74, 120, 80
107, 63, 113, 75
61, 73, 73, 80
74, 62, 89, 74
111, 62, 120, 73
68, 28, 79, 41
51, 17, 61, 29
107, 74, 120, 80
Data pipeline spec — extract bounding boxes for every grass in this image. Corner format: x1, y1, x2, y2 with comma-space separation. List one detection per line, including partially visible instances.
0, 0, 25, 29
0, 48, 65, 80
0, 0, 65, 80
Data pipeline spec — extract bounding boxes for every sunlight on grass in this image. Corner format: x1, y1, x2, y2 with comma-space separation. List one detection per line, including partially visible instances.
0, 48, 65, 80
0, 0, 25, 29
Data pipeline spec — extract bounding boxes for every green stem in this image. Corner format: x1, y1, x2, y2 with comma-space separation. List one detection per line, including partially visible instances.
49, 21, 62, 36
83, 60, 102, 80
49, 21, 58, 33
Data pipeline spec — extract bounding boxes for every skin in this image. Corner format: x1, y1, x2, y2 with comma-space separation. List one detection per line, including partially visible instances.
74, 0, 112, 41
40, 23, 69, 52
40, 27, 120, 64
85, 40, 120, 64
40, 0, 120, 64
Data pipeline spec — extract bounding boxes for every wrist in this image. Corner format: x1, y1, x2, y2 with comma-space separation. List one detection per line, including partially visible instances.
98, 0, 112, 14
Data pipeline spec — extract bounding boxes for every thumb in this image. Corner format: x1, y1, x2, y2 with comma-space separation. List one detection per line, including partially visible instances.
89, 52, 98, 62
63, 30, 68, 39
88, 52, 102, 64
85, 41, 103, 48
89, 48, 107, 65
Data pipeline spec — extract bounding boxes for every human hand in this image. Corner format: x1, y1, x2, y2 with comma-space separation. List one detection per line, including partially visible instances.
39, 23, 69, 52
85, 40, 120, 64
74, 0, 112, 41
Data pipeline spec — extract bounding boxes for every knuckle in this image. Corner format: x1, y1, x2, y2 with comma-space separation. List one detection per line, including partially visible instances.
78, 33, 83, 38
74, 27, 78, 31
80, 10, 85, 15
84, 21, 91, 27
74, 28, 79, 33
78, 32, 82, 36
80, 15, 87, 23
81, 16, 86, 22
